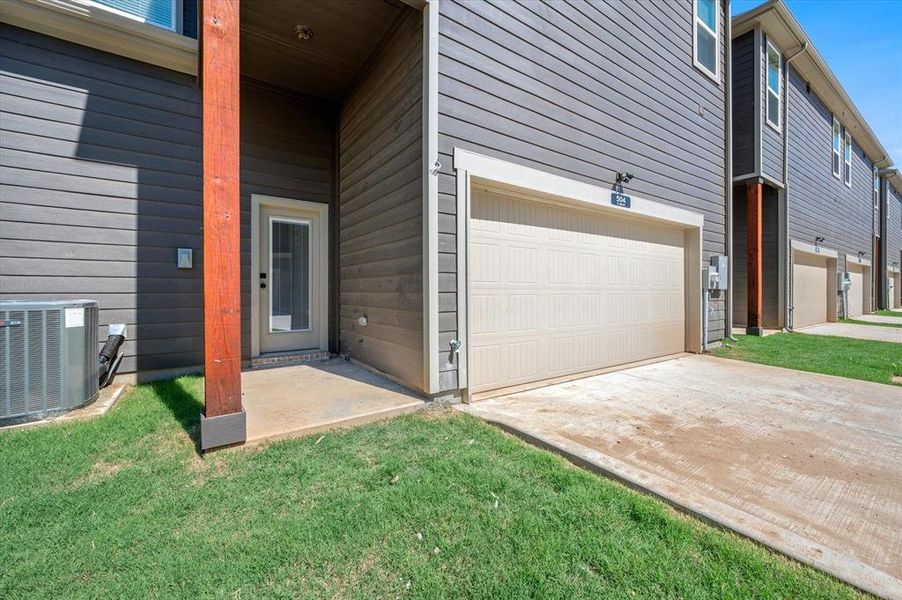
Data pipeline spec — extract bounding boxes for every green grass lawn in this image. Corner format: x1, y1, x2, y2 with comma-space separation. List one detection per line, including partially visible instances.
714, 333, 900, 385
1, 379, 860, 599
875, 309, 902, 317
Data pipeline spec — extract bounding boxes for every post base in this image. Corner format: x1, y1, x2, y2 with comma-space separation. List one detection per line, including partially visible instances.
745, 326, 765, 337
200, 407, 246, 451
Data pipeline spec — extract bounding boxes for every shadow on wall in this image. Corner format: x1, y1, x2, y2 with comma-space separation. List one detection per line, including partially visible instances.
0, 24, 204, 378
74, 65, 204, 379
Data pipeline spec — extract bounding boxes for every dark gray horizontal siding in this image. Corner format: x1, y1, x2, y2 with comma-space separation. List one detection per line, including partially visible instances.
760, 33, 784, 184
889, 185, 902, 266
338, 10, 424, 391
0, 24, 334, 374
731, 32, 755, 176
438, 0, 727, 391
785, 63, 874, 316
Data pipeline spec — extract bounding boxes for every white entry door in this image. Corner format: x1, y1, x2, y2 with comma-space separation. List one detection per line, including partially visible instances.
258, 204, 324, 353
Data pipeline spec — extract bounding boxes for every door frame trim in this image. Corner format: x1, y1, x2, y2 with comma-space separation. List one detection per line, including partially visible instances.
250, 194, 329, 358
453, 148, 704, 399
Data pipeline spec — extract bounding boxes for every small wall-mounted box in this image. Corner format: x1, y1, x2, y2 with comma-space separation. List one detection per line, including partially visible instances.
177, 248, 193, 269
837, 271, 851, 292
709, 255, 729, 290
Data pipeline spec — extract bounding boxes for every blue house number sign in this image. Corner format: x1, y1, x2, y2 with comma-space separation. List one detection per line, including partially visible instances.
611, 191, 631, 208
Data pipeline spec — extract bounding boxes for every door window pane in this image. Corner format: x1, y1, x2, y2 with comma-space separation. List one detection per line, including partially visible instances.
270, 219, 310, 332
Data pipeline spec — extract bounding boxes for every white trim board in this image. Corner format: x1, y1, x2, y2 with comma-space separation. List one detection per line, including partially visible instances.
791, 239, 838, 259
453, 148, 705, 396
845, 254, 872, 268
421, 0, 440, 395
453, 149, 705, 229
250, 195, 329, 358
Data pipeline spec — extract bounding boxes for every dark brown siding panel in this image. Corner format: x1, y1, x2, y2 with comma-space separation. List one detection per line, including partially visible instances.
338, 10, 424, 391
732, 32, 756, 176
0, 24, 334, 375
438, 0, 727, 391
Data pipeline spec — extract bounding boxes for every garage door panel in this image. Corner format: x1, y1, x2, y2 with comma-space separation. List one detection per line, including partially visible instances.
847, 265, 864, 317
469, 188, 687, 393
792, 253, 829, 329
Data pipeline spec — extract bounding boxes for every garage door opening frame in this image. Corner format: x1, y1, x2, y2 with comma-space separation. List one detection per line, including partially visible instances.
453, 148, 705, 400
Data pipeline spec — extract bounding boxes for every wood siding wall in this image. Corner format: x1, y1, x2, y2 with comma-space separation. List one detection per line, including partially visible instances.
437, 0, 727, 391
0, 24, 334, 375
338, 10, 424, 391
732, 32, 756, 177
785, 62, 875, 318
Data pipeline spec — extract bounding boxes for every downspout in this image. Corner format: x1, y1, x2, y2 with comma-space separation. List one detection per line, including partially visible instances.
723, 0, 736, 342
782, 41, 808, 331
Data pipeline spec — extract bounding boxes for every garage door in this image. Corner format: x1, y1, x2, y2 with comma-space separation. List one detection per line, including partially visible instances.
468, 188, 686, 394
847, 264, 864, 317
792, 253, 829, 328
890, 270, 901, 309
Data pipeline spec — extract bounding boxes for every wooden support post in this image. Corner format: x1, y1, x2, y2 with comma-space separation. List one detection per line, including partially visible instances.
200, 0, 244, 449
746, 181, 764, 335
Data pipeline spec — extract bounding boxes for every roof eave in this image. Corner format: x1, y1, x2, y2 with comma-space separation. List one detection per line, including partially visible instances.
732, 0, 893, 169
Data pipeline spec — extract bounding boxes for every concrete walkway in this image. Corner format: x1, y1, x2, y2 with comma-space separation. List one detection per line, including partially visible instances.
798, 322, 901, 343
243, 359, 424, 444
458, 355, 902, 598
856, 314, 902, 326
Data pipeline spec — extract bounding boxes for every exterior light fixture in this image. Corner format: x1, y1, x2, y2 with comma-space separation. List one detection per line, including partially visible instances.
294, 25, 313, 41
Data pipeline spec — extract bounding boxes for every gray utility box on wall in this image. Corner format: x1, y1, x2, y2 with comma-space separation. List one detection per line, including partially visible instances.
0, 300, 99, 424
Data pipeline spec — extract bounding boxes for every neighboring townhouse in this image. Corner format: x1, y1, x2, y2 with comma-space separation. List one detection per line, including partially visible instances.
0, 0, 722, 448
882, 172, 902, 309
730, 0, 896, 332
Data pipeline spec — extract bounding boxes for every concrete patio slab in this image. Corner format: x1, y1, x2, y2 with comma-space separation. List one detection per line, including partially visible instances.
799, 322, 902, 343
243, 359, 424, 445
458, 355, 902, 598
856, 314, 902, 326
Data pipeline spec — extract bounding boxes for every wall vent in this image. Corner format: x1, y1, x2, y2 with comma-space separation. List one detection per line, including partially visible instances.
1, 300, 99, 424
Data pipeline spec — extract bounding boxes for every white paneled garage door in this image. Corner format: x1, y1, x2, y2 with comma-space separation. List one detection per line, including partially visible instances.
468, 188, 686, 394
792, 253, 829, 328
847, 264, 864, 317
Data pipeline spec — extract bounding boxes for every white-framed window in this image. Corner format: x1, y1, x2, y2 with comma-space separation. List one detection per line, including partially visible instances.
88, 0, 180, 33
844, 130, 852, 187
693, 0, 719, 81
765, 40, 782, 131
832, 117, 842, 179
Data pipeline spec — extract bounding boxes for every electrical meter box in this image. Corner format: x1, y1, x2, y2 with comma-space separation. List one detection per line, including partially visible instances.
709, 256, 729, 290
702, 266, 720, 290
837, 271, 852, 292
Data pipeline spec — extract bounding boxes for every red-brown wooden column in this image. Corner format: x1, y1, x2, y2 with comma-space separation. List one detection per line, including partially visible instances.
746, 181, 764, 335
200, 0, 244, 449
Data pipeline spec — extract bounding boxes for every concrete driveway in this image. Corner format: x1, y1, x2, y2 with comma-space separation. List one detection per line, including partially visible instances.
799, 322, 902, 343
458, 355, 902, 598
857, 314, 902, 326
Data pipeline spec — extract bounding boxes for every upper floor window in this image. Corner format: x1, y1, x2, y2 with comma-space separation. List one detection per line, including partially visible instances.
832, 117, 842, 179
843, 131, 852, 187
693, 0, 719, 81
765, 40, 782, 131
89, 0, 180, 33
